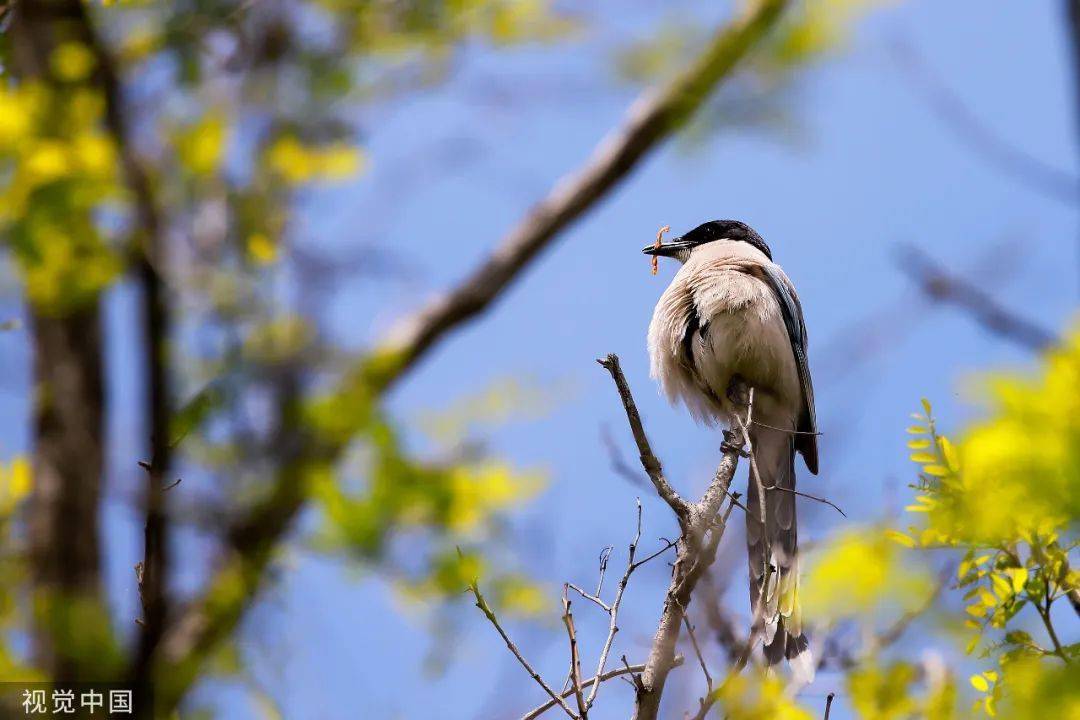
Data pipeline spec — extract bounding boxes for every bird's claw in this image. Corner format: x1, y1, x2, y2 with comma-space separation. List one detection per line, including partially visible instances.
721, 430, 749, 457
726, 375, 750, 406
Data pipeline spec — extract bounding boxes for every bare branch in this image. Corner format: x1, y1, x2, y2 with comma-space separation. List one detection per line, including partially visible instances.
366, 0, 792, 395
824, 692, 835, 720
566, 584, 611, 613
520, 659, 684, 720
678, 601, 713, 693
470, 580, 579, 719
585, 499, 644, 711
897, 244, 1058, 352
598, 356, 692, 527
762, 484, 847, 518
890, 35, 1077, 205
561, 588, 587, 718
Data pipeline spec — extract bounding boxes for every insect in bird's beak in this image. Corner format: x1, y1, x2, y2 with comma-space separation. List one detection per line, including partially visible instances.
641, 238, 694, 257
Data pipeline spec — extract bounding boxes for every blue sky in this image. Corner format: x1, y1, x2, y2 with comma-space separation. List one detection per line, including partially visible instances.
3, 0, 1078, 717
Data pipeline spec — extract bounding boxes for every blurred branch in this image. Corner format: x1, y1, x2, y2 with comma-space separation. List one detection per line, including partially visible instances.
69, 3, 176, 688
149, 0, 788, 711
815, 567, 950, 673
896, 244, 1058, 352
890, 35, 1078, 205
363, 0, 791, 394
600, 425, 650, 489
11, 0, 109, 681
697, 569, 744, 665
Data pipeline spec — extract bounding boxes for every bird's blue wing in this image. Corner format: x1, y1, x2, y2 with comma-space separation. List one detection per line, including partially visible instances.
760, 264, 818, 474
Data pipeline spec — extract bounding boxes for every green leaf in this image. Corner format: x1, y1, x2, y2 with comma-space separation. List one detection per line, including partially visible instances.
970, 674, 989, 692
169, 382, 225, 447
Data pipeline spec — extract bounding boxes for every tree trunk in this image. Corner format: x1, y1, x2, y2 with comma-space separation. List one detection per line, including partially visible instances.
11, 0, 109, 680
27, 309, 106, 679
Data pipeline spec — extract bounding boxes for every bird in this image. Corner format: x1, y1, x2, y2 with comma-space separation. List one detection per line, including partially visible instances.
643, 219, 818, 681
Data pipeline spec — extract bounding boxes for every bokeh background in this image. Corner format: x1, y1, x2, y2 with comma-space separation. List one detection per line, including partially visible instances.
0, 0, 1077, 718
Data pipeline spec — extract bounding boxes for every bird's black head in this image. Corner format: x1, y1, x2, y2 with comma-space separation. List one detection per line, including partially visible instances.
642, 220, 772, 261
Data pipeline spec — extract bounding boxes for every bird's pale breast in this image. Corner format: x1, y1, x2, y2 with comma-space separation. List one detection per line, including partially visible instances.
648, 243, 801, 426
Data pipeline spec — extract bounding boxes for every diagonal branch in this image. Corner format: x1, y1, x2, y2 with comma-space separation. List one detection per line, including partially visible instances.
471, 580, 580, 720
598, 356, 692, 528
897, 244, 1058, 352
363, 0, 792, 395
149, 0, 790, 711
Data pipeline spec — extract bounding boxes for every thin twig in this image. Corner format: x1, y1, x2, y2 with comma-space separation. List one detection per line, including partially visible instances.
1037, 577, 1069, 663
561, 588, 588, 717
519, 659, 684, 720
751, 420, 822, 436
678, 601, 713, 692
824, 692, 835, 720
595, 546, 613, 598
631, 539, 679, 570
732, 388, 771, 629
470, 580, 579, 719
566, 584, 611, 613
585, 499, 643, 711
762, 484, 847, 518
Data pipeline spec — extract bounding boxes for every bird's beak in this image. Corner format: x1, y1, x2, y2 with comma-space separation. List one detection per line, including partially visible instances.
642, 238, 693, 257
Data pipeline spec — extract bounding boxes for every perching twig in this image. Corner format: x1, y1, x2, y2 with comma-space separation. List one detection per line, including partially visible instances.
824, 692, 835, 720
731, 387, 772, 631
598, 356, 691, 528
469, 580, 579, 719
608, 362, 747, 720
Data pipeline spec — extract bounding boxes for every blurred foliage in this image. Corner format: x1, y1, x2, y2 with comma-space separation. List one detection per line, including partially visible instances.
730, 328, 1080, 718
714, 670, 813, 720
0, 75, 121, 313
0, 457, 32, 680
803, 528, 932, 623
0, 0, 573, 702
615, 0, 895, 147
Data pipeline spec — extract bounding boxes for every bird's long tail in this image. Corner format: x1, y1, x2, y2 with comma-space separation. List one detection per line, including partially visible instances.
745, 422, 814, 683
